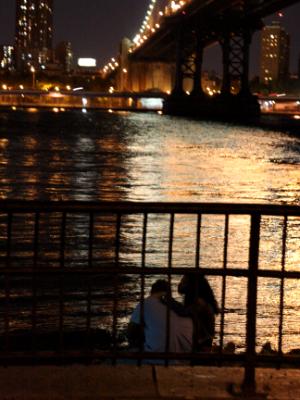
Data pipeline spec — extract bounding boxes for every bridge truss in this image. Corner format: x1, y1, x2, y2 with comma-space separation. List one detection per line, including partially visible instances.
102, 0, 300, 119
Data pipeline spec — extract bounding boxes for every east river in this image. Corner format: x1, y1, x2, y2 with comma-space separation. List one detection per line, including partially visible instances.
1, 110, 300, 203
0, 109, 299, 353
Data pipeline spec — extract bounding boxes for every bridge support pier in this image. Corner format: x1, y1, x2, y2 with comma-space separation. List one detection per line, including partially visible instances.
164, 24, 260, 121
212, 29, 260, 120
163, 26, 211, 117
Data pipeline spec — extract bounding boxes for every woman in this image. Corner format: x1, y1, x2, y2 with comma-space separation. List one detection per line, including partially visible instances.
178, 272, 219, 351
164, 272, 219, 352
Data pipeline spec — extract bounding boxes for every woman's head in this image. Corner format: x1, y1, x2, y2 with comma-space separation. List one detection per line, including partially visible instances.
178, 272, 219, 314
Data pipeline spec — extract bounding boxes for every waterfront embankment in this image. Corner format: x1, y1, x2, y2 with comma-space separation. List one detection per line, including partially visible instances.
1, 365, 300, 399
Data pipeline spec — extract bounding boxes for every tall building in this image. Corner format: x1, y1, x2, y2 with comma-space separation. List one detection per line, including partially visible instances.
260, 21, 290, 85
15, 0, 53, 72
55, 41, 73, 73
0, 46, 15, 72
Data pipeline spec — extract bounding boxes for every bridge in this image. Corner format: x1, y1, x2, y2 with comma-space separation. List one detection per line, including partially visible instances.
102, 0, 300, 120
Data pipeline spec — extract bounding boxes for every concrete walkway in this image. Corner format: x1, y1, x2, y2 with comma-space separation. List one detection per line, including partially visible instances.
0, 366, 300, 399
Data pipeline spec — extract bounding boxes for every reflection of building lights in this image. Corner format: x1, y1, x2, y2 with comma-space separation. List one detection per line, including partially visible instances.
82, 108, 87, 113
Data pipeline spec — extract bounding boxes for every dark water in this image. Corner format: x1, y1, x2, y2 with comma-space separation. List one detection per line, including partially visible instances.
1, 109, 300, 203
0, 109, 299, 352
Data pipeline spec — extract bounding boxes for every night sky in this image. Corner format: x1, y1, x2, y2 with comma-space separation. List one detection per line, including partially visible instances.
0, 0, 300, 75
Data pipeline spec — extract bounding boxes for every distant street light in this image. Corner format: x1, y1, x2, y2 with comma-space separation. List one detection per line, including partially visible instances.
30, 66, 36, 89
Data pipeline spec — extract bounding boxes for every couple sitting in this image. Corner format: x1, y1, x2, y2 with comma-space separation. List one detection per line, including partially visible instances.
128, 272, 219, 358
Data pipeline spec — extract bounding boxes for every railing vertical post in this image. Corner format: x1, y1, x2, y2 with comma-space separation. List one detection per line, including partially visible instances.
112, 213, 121, 365
4, 212, 12, 353
220, 214, 229, 355
32, 211, 40, 352
139, 213, 148, 365
86, 211, 94, 355
243, 212, 261, 394
278, 215, 288, 356
195, 213, 201, 270
165, 213, 174, 366
59, 211, 66, 354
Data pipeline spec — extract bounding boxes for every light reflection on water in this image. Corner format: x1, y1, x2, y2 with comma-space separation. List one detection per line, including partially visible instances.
0, 110, 299, 352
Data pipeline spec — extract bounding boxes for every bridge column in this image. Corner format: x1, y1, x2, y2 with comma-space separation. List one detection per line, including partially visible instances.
191, 30, 205, 98
220, 33, 231, 96
172, 25, 185, 96
214, 27, 260, 119
220, 28, 257, 98
239, 30, 252, 97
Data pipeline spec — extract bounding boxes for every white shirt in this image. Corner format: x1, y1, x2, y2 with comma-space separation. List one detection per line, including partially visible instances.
130, 296, 193, 353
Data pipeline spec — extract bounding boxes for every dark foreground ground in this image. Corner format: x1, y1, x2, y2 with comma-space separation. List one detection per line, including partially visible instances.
0, 365, 299, 399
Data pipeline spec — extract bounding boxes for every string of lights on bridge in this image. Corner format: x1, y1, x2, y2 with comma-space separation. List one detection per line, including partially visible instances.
101, 0, 190, 76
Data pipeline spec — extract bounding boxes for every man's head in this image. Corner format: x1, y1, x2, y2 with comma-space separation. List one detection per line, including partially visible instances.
150, 279, 170, 296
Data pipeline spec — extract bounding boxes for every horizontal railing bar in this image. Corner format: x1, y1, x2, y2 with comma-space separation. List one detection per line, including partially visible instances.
0, 200, 300, 216
0, 267, 299, 279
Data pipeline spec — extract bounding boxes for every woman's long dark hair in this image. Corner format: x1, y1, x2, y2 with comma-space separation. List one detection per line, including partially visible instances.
179, 272, 219, 314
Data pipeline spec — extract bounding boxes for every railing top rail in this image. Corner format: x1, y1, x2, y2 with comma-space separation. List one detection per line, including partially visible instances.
0, 200, 300, 216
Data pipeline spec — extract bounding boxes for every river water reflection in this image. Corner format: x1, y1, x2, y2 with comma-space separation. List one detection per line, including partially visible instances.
0, 110, 299, 352
1, 110, 300, 203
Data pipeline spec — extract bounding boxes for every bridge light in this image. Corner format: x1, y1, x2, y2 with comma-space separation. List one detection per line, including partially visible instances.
122, 68, 127, 74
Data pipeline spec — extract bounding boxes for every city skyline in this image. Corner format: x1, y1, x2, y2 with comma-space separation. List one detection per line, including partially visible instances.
0, 0, 300, 74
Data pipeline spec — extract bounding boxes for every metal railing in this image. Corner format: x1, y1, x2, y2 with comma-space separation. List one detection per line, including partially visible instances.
0, 201, 299, 393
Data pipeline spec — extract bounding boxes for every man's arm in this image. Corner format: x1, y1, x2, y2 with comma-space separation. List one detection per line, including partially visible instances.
161, 296, 190, 316
127, 321, 144, 348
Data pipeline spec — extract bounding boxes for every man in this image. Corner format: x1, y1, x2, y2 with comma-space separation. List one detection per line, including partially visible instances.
128, 279, 193, 356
